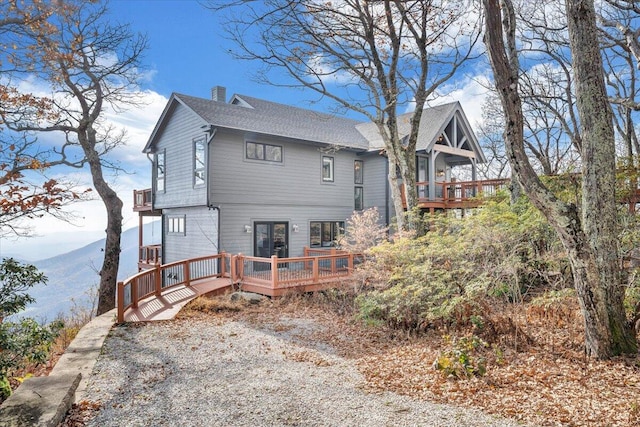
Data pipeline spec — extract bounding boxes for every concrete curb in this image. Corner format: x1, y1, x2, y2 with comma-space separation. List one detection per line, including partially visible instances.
0, 308, 116, 426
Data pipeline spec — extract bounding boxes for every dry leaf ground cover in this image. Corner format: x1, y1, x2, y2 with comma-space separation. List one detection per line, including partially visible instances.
179, 290, 640, 427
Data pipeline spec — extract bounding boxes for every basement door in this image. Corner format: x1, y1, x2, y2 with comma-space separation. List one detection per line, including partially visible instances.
254, 222, 289, 258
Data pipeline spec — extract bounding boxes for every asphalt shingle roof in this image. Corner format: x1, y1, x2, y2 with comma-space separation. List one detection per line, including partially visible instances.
144, 91, 483, 163
175, 93, 371, 150
355, 102, 460, 151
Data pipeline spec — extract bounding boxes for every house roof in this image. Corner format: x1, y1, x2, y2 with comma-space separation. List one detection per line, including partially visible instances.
143, 92, 485, 164
355, 102, 485, 161
143, 92, 370, 153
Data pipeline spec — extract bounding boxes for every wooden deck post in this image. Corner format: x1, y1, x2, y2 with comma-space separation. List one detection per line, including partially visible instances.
154, 265, 162, 297
117, 281, 124, 323
312, 256, 319, 283
271, 255, 278, 290
220, 252, 226, 277
348, 253, 354, 271
184, 260, 191, 287
131, 278, 138, 309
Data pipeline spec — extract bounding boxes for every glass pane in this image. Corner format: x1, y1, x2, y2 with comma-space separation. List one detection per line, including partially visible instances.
266, 145, 282, 162
273, 223, 287, 257
256, 224, 271, 257
157, 153, 165, 176
354, 160, 363, 184
322, 156, 333, 181
355, 187, 363, 210
195, 141, 205, 168
195, 170, 205, 186
310, 222, 321, 247
246, 142, 256, 159
321, 222, 332, 246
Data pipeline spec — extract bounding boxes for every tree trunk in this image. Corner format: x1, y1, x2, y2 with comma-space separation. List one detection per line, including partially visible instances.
385, 149, 406, 232
81, 131, 123, 316
483, 0, 637, 358
565, 0, 636, 356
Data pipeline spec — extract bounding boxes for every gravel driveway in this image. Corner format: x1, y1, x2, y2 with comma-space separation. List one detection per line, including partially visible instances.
82, 317, 526, 427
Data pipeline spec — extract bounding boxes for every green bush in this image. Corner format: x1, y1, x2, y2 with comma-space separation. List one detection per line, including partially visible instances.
354, 197, 569, 332
0, 258, 59, 400
434, 334, 488, 378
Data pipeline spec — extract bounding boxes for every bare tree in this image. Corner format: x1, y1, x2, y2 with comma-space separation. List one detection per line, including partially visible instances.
476, 92, 510, 179
483, 0, 637, 358
2, 1, 148, 315
0, 2, 89, 237
213, 0, 481, 232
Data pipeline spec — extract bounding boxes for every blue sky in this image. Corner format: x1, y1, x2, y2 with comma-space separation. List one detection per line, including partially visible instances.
3, 0, 490, 260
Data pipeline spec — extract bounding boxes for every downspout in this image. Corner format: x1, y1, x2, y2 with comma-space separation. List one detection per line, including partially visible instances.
203, 124, 222, 269
145, 152, 165, 267
385, 156, 390, 226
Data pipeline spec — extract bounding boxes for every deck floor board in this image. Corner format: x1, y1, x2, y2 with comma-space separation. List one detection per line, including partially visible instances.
124, 277, 232, 322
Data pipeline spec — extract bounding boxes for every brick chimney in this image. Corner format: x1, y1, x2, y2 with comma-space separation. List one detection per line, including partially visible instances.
211, 86, 226, 102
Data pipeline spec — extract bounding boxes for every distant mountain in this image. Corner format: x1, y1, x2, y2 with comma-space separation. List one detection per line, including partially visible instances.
17, 221, 160, 322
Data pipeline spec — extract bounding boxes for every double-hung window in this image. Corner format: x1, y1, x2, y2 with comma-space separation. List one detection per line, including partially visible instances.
156, 150, 165, 193
322, 156, 334, 182
193, 137, 206, 187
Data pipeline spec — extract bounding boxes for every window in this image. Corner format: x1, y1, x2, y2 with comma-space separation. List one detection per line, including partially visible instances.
167, 216, 185, 234
322, 156, 334, 182
156, 151, 165, 192
354, 187, 363, 211
310, 221, 344, 247
193, 138, 206, 187
354, 160, 363, 184
246, 141, 282, 162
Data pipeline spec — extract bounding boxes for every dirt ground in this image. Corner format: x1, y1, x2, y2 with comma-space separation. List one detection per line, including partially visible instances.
176, 291, 640, 427
62, 289, 640, 426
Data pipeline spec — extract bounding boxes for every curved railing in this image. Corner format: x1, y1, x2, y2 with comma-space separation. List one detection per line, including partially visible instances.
117, 253, 228, 322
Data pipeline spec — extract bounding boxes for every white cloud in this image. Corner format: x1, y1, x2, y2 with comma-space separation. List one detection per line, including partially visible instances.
433, 73, 492, 133
2, 85, 166, 256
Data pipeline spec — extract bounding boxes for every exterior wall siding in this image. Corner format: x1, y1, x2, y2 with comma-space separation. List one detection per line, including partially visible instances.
208, 129, 359, 208
208, 129, 363, 256
218, 204, 352, 257
163, 206, 219, 264
361, 153, 390, 225
153, 103, 207, 209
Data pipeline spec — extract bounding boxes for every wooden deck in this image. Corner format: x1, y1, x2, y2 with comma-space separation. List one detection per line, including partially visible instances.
118, 249, 359, 322
123, 277, 232, 322
402, 178, 510, 212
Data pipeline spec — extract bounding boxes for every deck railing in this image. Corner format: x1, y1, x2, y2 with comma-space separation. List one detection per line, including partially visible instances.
133, 188, 153, 211
416, 178, 509, 203
117, 248, 362, 322
138, 244, 162, 268
118, 253, 226, 322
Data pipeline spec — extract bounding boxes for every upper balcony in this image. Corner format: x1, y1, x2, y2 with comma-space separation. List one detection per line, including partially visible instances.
404, 178, 510, 211
133, 189, 159, 214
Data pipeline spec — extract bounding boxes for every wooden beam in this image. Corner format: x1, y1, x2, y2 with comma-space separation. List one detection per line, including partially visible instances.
433, 144, 476, 158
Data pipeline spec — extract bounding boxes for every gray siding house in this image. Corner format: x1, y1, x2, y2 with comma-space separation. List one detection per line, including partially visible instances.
138, 86, 486, 265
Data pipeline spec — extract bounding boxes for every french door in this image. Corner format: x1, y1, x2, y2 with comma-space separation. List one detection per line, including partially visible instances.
254, 222, 289, 258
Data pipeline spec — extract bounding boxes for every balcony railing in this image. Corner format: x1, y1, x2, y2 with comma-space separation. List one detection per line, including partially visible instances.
133, 188, 153, 212
409, 178, 510, 209
138, 244, 162, 270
